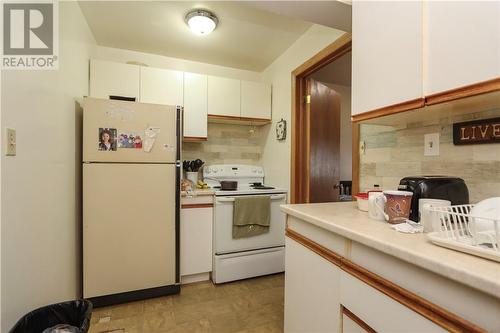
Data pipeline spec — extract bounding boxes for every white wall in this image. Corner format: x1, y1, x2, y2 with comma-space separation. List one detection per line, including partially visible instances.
261, 25, 347, 192
1, 3, 96, 330
92, 46, 262, 82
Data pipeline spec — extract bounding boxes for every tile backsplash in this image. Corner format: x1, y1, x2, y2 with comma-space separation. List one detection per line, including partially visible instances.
360, 108, 500, 203
182, 123, 264, 167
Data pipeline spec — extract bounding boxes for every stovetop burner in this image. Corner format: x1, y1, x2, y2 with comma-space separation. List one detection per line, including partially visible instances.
250, 183, 275, 190
252, 186, 275, 190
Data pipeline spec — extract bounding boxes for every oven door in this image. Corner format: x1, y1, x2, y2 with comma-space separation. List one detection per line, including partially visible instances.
214, 193, 286, 254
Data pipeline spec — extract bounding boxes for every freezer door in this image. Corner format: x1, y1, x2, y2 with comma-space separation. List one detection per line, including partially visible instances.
83, 97, 179, 163
83, 163, 178, 298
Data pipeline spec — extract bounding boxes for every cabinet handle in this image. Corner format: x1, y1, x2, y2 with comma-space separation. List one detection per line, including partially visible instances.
217, 194, 286, 203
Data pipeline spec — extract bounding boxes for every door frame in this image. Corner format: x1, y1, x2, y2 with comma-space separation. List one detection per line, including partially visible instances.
290, 33, 358, 204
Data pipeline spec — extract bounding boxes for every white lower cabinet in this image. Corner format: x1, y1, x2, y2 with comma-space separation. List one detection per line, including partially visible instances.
340, 271, 446, 333
285, 237, 447, 333
180, 198, 213, 283
284, 237, 341, 333
342, 313, 366, 333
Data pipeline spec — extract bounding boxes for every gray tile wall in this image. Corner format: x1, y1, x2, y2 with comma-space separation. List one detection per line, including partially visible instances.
360, 109, 500, 203
182, 123, 264, 167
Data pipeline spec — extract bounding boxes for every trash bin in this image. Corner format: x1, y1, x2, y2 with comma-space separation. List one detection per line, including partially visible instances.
10, 300, 92, 333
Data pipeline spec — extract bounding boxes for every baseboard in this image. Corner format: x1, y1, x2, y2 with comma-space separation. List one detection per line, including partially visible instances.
88, 284, 180, 308
181, 272, 211, 285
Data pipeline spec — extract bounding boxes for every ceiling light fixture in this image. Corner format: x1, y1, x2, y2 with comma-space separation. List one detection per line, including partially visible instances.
185, 9, 218, 36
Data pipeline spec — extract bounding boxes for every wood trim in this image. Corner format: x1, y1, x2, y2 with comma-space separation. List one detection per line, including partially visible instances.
180, 203, 213, 209
207, 114, 271, 124
286, 228, 342, 266
183, 136, 208, 142
291, 32, 356, 204
342, 306, 377, 333
292, 33, 352, 77
351, 98, 425, 123
351, 123, 360, 196
426, 77, 500, 106
285, 228, 486, 333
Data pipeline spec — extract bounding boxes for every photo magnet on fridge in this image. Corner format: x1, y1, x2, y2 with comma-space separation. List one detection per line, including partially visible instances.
98, 128, 117, 151
118, 132, 143, 149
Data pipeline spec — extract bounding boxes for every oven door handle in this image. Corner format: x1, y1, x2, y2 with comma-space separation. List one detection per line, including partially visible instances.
216, 194, 286, 202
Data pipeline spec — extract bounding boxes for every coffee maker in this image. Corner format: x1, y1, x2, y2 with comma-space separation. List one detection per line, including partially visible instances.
398, 176, 469, 221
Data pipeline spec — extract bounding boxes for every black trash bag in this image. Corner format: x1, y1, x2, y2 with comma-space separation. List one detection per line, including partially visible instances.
9, 300, 93, 333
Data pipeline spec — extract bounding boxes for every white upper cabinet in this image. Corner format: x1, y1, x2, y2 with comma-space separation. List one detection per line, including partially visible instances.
207, 76, 241, 117
139, 67, 184, 106
352, 1, 423, 115
183, 72, 208, 138
424, 1, 500, 95
90, 59, 140, 100
241, 81, 272, 120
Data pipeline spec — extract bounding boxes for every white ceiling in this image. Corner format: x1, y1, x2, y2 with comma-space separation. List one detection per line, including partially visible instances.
310, 51, 351, 86
244, 1, 352, 32
78, 1, 314, 71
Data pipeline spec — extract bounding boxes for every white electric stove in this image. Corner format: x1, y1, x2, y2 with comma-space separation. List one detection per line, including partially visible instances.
203, 164, 287, 284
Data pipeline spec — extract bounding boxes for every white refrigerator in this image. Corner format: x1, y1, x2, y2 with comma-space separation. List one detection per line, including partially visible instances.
82, 97, 181, 305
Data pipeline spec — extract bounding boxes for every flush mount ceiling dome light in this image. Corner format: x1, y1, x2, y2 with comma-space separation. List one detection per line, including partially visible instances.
185, 9, 218, 36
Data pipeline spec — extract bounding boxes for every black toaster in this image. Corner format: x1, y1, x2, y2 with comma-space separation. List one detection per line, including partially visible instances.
398, 176, 469, 222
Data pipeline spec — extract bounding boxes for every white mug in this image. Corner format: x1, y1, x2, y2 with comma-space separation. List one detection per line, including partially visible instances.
368, 192, 385, 221
419, 199, 451, 232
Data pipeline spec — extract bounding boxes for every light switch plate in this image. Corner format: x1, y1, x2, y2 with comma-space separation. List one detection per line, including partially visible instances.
6, 128, 16, 156
424, 133, 439, 156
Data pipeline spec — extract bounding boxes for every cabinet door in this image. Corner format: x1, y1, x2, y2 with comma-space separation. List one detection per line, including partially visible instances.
284, 237, 341, 332
180, 207, 213, 276
90, 59, 140, 100
140, 67, 184, 106
342, 313, 370, 333
340, 271, 446, 333
183, 72, 208, 138
207, 76, 241, 117
425, 1, 500, 95
241, 81, 272, 120
352, 1, 423, 115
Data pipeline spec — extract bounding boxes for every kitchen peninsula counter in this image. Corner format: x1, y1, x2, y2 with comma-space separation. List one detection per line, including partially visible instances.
282, 202, 500, 333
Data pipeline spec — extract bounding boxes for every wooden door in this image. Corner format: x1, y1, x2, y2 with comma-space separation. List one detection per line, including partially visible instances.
307, 79, 341, 203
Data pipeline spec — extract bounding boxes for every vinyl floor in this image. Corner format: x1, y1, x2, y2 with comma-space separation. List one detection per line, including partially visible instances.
89, 273, 284, 333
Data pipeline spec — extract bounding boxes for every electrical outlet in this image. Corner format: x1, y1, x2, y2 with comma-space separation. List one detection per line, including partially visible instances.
6, 128, 16, 156
424, 133, 439, 156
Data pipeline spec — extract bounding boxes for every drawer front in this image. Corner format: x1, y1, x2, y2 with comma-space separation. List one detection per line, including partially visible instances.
340, 271, 446, 333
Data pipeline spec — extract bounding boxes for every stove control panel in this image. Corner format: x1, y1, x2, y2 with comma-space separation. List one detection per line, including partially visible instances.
203, 164, 264, 179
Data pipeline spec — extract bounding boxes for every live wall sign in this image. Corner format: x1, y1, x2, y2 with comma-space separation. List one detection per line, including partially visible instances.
453, 117, 500, 145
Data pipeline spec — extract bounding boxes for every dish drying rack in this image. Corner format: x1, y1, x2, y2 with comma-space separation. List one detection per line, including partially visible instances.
426, 204, 500, 263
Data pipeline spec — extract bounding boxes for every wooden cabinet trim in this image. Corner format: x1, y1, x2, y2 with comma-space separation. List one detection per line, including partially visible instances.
207, 114, 271, 124
342, 306, 377, 333
352, 77, 500, 122
426, 77, 500, 106
351, 98, 425, 123
181, 203, 214, 209
285, 228, 486, 333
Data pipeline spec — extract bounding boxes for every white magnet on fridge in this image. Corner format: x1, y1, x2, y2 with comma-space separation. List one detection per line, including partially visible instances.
143, 126, 160, 153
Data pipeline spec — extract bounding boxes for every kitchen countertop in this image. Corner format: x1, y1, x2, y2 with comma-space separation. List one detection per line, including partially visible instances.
181, 189, 215, 197
281, 202, 500, 298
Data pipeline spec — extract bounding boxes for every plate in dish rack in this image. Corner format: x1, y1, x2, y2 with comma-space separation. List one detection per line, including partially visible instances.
427, 232, 500, 263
